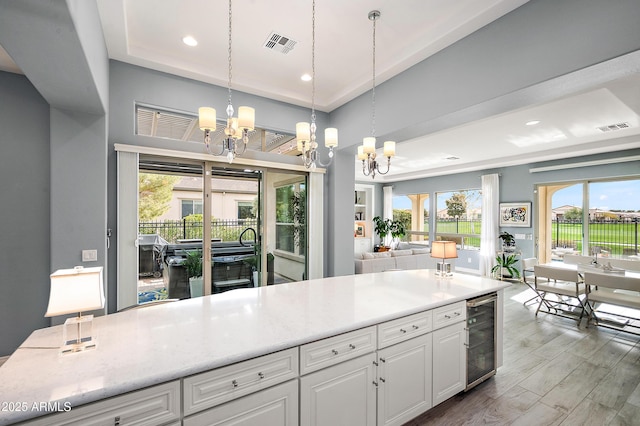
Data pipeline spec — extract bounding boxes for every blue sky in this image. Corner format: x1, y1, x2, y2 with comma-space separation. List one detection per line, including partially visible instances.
553, 179, 640, 211
392, 179, 640, 212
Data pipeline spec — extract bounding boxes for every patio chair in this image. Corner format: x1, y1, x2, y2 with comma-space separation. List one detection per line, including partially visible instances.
533, 265, 589, 324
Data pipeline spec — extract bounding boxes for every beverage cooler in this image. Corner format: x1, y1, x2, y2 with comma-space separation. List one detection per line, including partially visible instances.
466, 292, 498, 390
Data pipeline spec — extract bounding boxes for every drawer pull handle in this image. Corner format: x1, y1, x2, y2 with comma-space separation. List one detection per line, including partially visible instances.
232, 380, 239, 388
373, 380, 378, 387
349, 344, 356, 350
258, 372, 265, 379
332, 349, 339, 355
114, 416, 121, 426
400, 328, 407, 333
380, 357, 386, 363
444, 314, 451, 319
412, 325, 419, 330
454, 312, 461, 316
380, 377, 386, 383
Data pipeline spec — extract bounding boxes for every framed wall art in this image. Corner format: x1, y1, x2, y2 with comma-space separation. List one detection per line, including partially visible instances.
499, 202, 531, 227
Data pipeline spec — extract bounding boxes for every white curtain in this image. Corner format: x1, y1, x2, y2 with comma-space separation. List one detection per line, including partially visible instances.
480, 174, 499, 276
383, 186, 393, 220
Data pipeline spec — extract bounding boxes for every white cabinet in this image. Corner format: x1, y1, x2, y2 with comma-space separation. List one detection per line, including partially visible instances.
183, 380, 298, 426
377, 333, 432, 426
300, 353, 377, 426
21, 381, 180, 426
432, 321, 466, 406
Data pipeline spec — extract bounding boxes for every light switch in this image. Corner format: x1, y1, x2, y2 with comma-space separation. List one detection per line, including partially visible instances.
82, 249, 98, 262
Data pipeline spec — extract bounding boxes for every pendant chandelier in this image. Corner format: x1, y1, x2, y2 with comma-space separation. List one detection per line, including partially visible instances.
358, 10, 395, 179
295, 0, 338, 170
198, 0, 255, 164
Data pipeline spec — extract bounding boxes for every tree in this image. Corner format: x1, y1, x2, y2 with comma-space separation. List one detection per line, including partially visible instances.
446, 192, 467, 218
138, 173, 181, 221
393, 209, 412, 235
563, 207, 582, 221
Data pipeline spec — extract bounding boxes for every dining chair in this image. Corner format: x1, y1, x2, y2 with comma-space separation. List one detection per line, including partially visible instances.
521, 258, 546, 306
533, 265, 589, 324
584, 272, 640, 334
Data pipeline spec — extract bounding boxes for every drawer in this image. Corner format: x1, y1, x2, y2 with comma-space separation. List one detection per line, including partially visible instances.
377, 310, 432, 349
183, 380, 298, 426
432, 301, 466, 330
300, 326, 376, 375
20, 381, 180, 426
183, 348, 298, 416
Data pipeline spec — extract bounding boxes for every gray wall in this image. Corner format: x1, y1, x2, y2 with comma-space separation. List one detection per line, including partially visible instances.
0, 0, 108, 355
326, 0, 640, 276
0, 72, 51, 355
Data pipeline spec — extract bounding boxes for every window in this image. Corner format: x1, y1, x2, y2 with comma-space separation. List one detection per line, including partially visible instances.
181, 199, 202, 218
392, 193, 429, 244
275, 182, 306, 255
436, 189, 482, 249
237, 201, 254, 220
544, 178, 640, 259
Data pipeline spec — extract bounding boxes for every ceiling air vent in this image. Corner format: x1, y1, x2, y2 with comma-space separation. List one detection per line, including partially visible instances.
597, 122, 631, 133
264, 32, 297, 54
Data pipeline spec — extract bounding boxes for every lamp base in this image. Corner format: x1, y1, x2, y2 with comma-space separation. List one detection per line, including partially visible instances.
435, 262, 452, 277
61, 315, 96, 354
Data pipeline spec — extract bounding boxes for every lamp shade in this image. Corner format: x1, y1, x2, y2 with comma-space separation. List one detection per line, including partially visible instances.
430, 241, 458, 260
237, 106, 255, 131
363, 137, 376, 154
45, 267, 105, 317
357, 145, 367, 160
383, 141, 396, 157
296, 122, 311, 143
198, 107, 216, 131
324, 128, 338, 147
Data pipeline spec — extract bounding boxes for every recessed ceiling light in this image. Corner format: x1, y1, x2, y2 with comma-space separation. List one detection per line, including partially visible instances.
301, 74, 312, 82
525, 120, 540, 126
182, 36, 198, 47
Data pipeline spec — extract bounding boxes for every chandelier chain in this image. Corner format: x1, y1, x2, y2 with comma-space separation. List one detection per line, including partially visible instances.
227, 0, 233, 107
311, 0, 316, 123
371, 13, 376, 138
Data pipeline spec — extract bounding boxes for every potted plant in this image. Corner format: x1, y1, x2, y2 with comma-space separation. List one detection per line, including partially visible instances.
373, 216, 392, 251
183, 250, 203, 297
498, 231, 516, 252
491, 253, 521, 280
390, 220, 407, 249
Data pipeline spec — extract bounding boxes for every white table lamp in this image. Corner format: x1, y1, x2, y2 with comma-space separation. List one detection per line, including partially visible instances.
45, 266, 105, 354
431, 241, 458, 277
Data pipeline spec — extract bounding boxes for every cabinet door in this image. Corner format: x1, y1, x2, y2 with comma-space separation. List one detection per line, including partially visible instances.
183, 380, 298, 426
432, 321, 466, 406
19, 381, 180, 426
377, 334, 432, 426
300, 353, 377, 426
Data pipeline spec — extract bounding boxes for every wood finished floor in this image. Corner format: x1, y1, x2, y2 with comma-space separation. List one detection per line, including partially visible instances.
405, 283, 640, 426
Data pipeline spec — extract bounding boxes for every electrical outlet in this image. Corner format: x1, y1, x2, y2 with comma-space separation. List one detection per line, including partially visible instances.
468, 257, 472, 263
82, 249, 98, 262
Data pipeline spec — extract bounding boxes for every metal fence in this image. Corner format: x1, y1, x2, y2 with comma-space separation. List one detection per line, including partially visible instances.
139, 219, 258, 243
420, 218, 639, 256
552, 218, 639, 256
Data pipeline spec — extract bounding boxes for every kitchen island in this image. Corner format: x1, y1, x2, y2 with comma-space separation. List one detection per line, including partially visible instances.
0, 270, 509, 425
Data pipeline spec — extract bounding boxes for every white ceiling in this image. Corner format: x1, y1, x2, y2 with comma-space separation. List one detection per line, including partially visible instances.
1, 0, 638, 182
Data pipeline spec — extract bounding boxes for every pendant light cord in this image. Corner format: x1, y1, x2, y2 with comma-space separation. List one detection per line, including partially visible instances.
371, 12, 377, 138
227, 0, 233, 109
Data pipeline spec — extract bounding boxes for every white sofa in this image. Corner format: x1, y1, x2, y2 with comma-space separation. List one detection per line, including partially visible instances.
354, 248, 440, 274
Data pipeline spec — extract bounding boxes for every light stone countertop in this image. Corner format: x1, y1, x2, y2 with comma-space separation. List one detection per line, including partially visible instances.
0, 270, 509, 425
